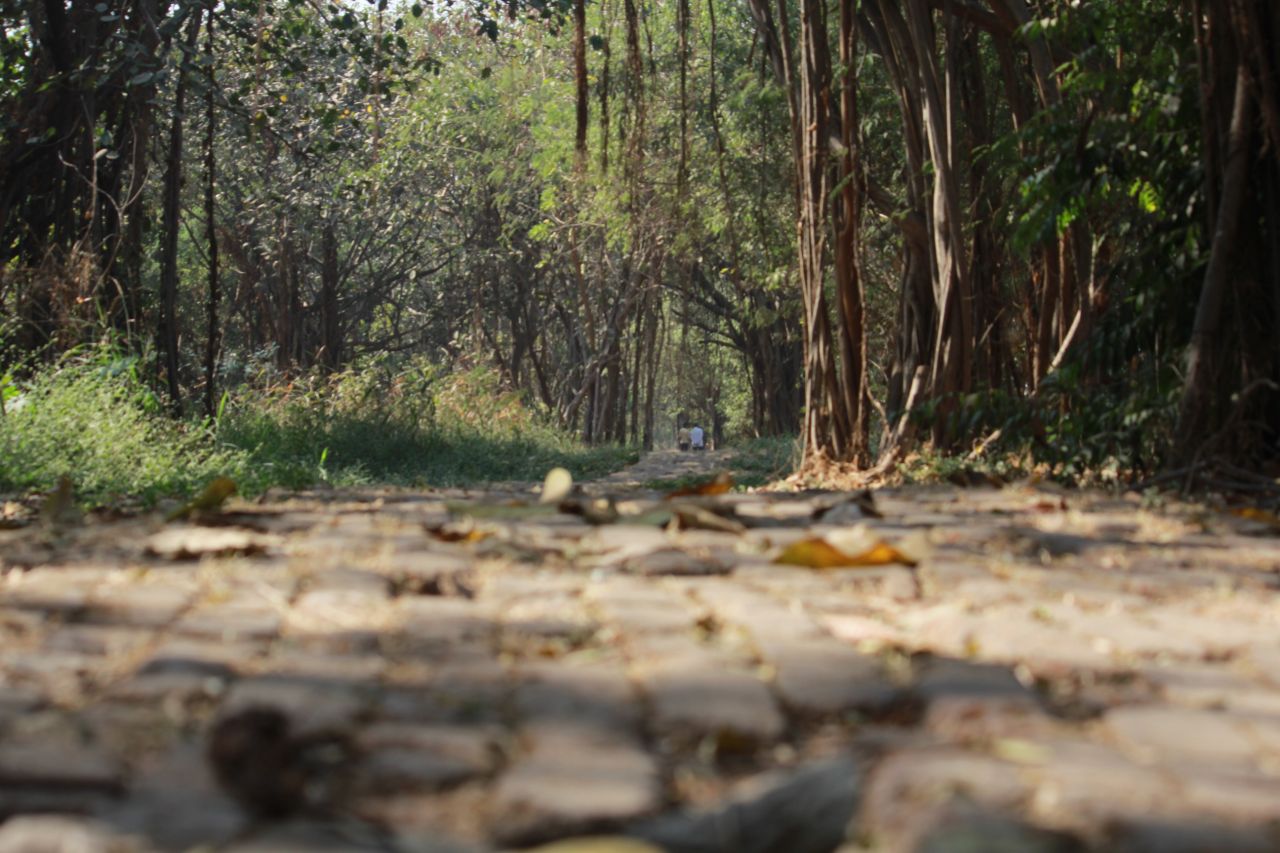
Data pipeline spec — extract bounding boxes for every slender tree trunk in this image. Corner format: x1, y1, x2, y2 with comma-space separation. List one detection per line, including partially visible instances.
676, 0, 690, 194
573, 0, 588, 158
157, 11, 203, 414
203, 4, 221, 421
320, 221, 341, 373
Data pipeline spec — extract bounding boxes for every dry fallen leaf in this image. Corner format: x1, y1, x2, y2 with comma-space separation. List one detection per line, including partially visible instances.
1025, 497, 1067, 513
670, 503, 746, 534
666, 472, 734, 499
814, 490, 881, 522
426, 518, 491, 543
558, 496, 620, 525
167, 476, 238, 521
1229, 507, 1280, 529
40, 474, 82, 530
774, 531, 918, 569
992, 737, 1052, 765
540, 466, 574, 504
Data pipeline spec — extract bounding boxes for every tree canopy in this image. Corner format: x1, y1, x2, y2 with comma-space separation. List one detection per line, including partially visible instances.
2, 0, 1277, 484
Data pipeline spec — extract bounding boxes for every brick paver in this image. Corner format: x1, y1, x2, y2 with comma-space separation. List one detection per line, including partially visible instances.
3, 453, 1280, 850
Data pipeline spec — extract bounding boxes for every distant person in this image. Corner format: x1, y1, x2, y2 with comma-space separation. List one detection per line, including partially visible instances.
690, 424, 705, 451
677, 426, 691, 451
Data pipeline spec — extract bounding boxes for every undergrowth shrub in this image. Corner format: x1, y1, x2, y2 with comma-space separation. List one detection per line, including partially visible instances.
0, 352, 634, 504
0, 351, 246, 502
217, 360, 635, 488
730, 434, 800, 487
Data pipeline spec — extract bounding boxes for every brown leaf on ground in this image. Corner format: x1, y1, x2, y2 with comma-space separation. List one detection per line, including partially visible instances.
670, 504, 746, 534
666, 472, 734, 499
813, 489, 881, 522
1228, 507, 1280, 529
426, 518, 491, 543
559, 496, 620, 525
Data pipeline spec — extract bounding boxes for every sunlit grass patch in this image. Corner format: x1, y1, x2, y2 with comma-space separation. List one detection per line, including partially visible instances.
0, 355, 635, 506
730, 434, 799, 487
0, 353, 247, 504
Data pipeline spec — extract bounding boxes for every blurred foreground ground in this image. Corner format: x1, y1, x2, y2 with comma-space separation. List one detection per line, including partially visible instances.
2, 451, 1280, 851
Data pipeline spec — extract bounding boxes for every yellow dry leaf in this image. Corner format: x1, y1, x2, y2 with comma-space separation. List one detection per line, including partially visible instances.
774, 533, 919, 569
774, 537, 858, 568
540, 466, 574, 504
850, 542, 919, 567
427, 519, 491, 543
992, 737, 1052, 765
666, 472, 733, 498
166, 477, 237, 521
1229, 507, 1280, 528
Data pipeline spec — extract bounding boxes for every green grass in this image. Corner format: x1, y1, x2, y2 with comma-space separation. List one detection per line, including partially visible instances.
729, 434, 799, 488
0, 354, 636, 506
218, 364, 637, 490
0, 353, 246, 503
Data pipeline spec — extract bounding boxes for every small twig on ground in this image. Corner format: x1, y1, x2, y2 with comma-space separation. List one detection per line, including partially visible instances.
966, 428, 1002, 462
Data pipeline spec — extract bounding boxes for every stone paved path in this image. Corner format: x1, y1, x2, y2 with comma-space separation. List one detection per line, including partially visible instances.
2, 455, 1280, 851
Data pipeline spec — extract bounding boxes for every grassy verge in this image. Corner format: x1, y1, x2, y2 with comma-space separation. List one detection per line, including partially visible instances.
730, 434, 800, 488
0, 355, 635, 506
0, 353, 244, 504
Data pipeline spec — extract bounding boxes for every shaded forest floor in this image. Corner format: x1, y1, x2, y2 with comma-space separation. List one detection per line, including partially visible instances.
2, 451, 1280, 851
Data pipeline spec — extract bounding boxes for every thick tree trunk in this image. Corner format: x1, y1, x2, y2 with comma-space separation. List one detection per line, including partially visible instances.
1175, 60, 1253, 461
794, 0, 847, 462
833, 0, 870, 465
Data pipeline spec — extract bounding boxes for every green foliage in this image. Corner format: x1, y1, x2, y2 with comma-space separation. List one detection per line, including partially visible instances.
0, 351, 246, 503
896, 447, 1022, 487
217, 362, 636, 490
729, 434, 800, 488
0, 352, 633, 505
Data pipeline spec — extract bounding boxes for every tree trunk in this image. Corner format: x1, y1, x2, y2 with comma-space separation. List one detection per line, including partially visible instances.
203, 4, 221, 421
832, 0, 870, 465
157, 11, 203, 414
1175, 60, 1253, 461
321, 221, 341, 373
573, 0, 588, 158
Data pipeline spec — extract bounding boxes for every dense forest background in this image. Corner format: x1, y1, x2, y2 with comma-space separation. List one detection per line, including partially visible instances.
1, 0, 1278, 499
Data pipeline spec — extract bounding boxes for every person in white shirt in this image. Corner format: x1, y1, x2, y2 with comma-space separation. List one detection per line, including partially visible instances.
690, 425, 705, 451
